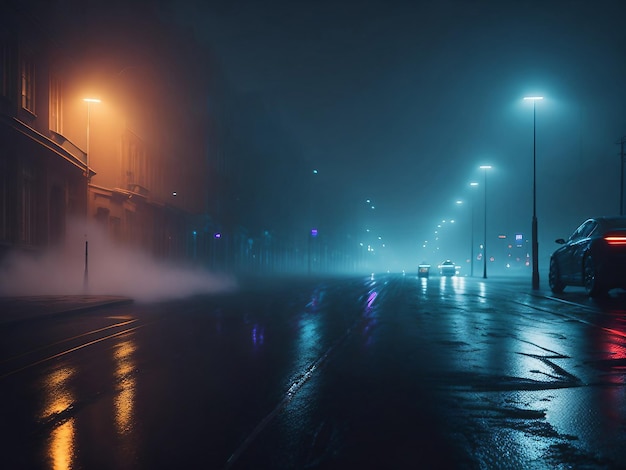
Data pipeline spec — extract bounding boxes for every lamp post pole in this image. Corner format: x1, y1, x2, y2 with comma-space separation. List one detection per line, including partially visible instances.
524, 96, 543, 290
82, 98, 100, 291
471, 203, 474, 277
469, 181, 478, 277
618, 136, 626, 215
83, 98, 100, 184
479, 166, 491, 279
455, 199, 465, 273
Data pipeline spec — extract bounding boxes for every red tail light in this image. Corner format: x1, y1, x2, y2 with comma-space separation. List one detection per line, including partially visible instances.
604, 235, 626, 245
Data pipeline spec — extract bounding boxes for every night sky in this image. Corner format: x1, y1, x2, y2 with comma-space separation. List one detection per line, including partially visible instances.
177, 0, 626, 270
47, 0, 626, 271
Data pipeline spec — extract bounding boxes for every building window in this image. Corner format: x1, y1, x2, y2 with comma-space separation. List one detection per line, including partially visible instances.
0, 39, 10, 99
20, 51, 35, 113
49, 74, 62, 133
0, 157, 7, 242
122, 131, 148, 190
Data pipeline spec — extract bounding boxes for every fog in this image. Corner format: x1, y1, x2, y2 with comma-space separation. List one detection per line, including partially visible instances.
0, 219, 237, 302
186, 0, 626, 272
7, 0, 626, 285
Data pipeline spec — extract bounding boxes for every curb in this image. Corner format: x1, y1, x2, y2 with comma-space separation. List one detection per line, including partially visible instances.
0, 296, 134, 327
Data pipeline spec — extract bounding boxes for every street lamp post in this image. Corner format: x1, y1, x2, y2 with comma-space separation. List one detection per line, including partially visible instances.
524, 96, 543, 290
455, 200, 463, 266
479, 165, 491, 279
618, 135, 626, 215
83, 98, 101, 184
469, 181, 479, 276
82, 98, 100, 291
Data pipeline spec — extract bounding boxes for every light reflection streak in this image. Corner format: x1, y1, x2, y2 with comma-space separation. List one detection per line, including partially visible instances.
292, 286, 327, 358
539, 313, 626, 460
589, 316, 626, 435
477, 281, 487, 300
41, 366, 76, 470
605, 338, 626, 385
439, 275, 466, 296
419, 276, 428, 295
50, 420, 75, 470
366, 290, 377, 309
113, 339, 136, 435
596, 310, 626, 379
306, 287, 323, 312
439, 275, 447, 295
251, 324, 265, 349
516, 328, 570, 385
273, 287, 325, 454
297, 316, 319, 357
360, 286, 379, 348
451, 275, 465, 293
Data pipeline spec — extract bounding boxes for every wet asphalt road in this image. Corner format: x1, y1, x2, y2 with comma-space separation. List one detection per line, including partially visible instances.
2, 273, 626, 469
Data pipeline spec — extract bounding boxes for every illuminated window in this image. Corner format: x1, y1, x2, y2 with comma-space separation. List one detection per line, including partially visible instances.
20, 50, 35, 113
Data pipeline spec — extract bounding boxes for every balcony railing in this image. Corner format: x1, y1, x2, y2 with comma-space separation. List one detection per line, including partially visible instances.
49, 130, 87, 165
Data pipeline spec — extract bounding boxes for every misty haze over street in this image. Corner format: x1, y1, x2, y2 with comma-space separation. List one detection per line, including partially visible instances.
184, 0, 626, 270
3, 0, 625, 287
0, 218, 236, 301
3, 1, 626, 469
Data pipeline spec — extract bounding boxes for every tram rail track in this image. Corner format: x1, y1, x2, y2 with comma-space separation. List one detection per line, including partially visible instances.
0, 318, 144, 380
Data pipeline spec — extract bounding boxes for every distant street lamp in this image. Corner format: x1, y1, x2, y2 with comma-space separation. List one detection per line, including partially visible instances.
469, 181, 479, 276
524, 96, 543, 290
479, 165, 492, 279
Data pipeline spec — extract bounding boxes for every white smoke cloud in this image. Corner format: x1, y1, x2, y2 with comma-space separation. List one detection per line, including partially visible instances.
0, 218, 238, 302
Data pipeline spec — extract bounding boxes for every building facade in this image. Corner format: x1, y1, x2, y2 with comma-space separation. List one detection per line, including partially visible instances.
0, 2, 215, 265
1, 4, 87, 258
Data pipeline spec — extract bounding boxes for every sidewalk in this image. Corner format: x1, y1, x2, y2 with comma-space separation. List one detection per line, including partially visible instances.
0, 295, 133, 326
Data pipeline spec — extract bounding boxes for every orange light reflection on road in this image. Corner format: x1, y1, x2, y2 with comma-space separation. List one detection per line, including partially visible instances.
41, 366, 76, 470
114, 339, 136, 435
49, 421, 76, 470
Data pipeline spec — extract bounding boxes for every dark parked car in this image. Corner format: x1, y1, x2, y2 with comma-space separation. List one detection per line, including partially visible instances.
418, 263, 431, 277
438, 260, 457, 276
549, 216, 626, 297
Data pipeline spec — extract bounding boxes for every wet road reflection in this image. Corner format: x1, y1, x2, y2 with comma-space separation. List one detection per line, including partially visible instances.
438, 273, 466, 296
6, 275, 626, 468
113, 339, 136, 436
424, 277, 626, 467
41, 366, 76, 470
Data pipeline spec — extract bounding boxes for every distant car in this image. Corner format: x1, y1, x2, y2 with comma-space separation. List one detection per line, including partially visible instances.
418, 263, 431, 277
549, 216, 626, 297
438, 260, 456, 276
